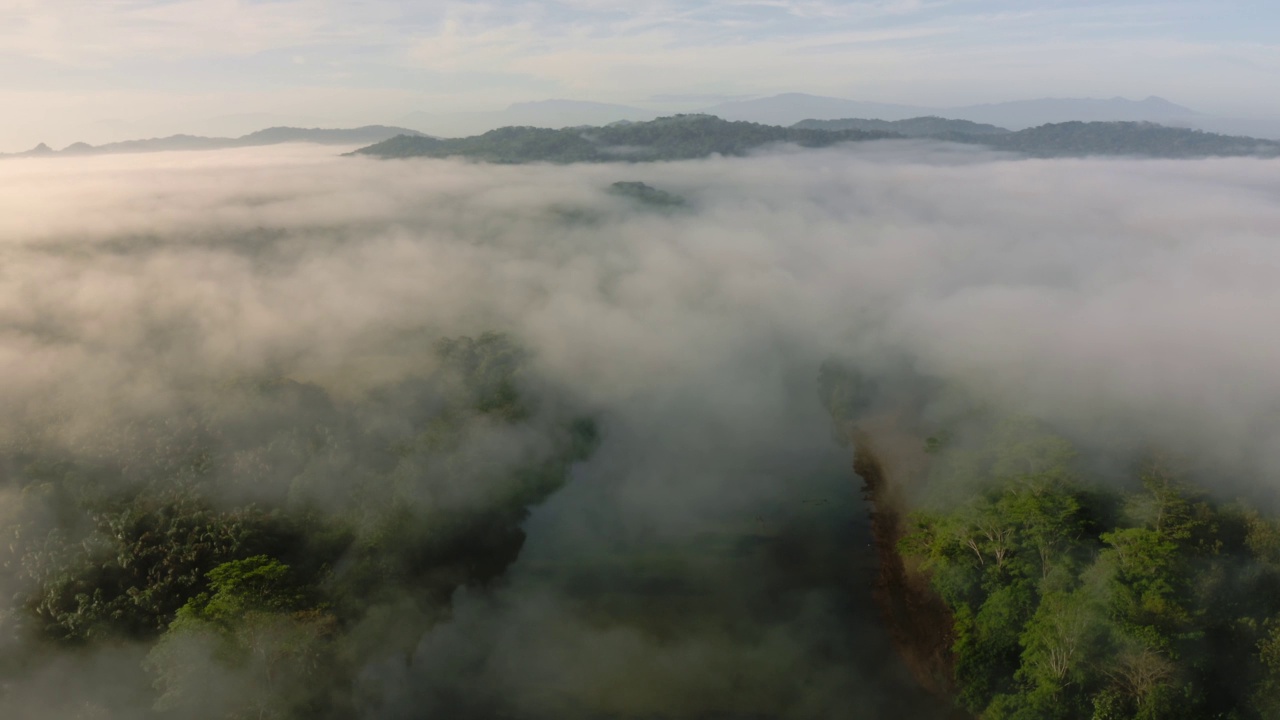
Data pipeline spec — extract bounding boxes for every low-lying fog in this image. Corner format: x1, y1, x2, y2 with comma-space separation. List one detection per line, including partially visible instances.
1, 141, 1277, 718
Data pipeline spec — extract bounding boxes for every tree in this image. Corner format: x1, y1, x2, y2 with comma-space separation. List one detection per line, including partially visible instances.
1104, 638, 1176, 716
1252, 618, 1280, 716
1002, 478, 1084, 581
144, 556, 336, 720
1020, 590, 1104, 689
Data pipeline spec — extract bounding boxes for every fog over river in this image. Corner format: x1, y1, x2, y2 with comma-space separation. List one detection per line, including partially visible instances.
1, 142, 1277, 718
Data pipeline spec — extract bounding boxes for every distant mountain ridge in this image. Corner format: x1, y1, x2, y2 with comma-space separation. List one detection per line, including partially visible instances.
351, 114, 897, 163
402, 100, 658, 139
946, 95, 1200, 129
10, 112, 1278, 163
397, 93, 1258, 140
702, 93, 1201, 130
792, 116, 1010, 136
702, 93, 929, 126
977, 120, 1279, 158
353, 115, 1280, 163
1, 125, 427, 158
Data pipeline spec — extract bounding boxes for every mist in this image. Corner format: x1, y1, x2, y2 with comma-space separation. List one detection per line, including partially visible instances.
1, 141, 1278, 718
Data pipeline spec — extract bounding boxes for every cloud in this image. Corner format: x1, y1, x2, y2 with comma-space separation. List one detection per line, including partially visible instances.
4, 142, 1280, 481
2, 142, 1280, 715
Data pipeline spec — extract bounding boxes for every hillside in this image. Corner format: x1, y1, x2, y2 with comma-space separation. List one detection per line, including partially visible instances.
696, 93, 1201, 129
354, 115, 1280, 163
975, 120, 1280, 158
350, 114, 893, 162
818, 359, 1280, 720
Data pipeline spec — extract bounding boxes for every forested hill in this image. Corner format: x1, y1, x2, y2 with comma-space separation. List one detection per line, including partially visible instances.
819, 357, 1280, 718
350, 114, 894, 162
975, 120, 1280, 158
864, 118, 1280, 158
354, 115, 1280, 162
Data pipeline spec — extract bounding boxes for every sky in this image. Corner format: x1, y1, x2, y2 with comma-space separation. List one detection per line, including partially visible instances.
2, 0, 1280, 149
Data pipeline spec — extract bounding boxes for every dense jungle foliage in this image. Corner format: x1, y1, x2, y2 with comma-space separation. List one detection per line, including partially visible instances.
976, 121, 1280, 158
901, 420, 1280, 720
0, 332, 597, 719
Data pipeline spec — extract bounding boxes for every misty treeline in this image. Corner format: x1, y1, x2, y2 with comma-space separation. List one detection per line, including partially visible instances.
0, 332, 597, 718
822, 363, 1280, 720
353, 114, 1280, 163
353, 114, 894, 162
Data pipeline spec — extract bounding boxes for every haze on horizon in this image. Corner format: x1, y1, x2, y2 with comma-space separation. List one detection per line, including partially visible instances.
4, 0, 1280, 150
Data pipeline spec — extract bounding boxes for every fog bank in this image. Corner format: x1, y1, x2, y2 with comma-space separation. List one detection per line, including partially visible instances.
1, 142, 1278, 717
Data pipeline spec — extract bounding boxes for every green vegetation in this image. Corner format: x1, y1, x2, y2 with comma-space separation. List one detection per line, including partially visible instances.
606, 181, 687, 208
351, 114, 893, 162
13, 116, 1277, 163
0, 332, 597, 718
144, 556, 337, 719
353, 115, 1280, 163
978, 121, 1280, 158
901, 419, 1280, 719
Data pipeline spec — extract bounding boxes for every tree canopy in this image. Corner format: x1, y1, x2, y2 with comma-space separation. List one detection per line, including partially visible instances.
0, 332, 598, 718
901, 419, 1280, 719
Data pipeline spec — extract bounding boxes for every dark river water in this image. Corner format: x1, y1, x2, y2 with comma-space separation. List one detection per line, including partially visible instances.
409, 380, 952, 720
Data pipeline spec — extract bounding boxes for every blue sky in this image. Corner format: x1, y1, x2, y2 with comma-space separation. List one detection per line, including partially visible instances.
2, 0, 1278, 147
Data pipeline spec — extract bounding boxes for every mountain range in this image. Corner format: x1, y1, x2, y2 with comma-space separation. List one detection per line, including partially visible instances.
10, 105, 1280, 162
702, 93, 1202, 128
400, 100, 655, 139
351, 115, 895, 163
398, 94, 1280, 139
1, 125, 426, 158
353, 114, 1280, 163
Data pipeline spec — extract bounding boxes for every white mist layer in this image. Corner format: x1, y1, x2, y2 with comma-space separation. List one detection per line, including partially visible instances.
2, 144, 1278, 479
1, 142, 1278, 717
